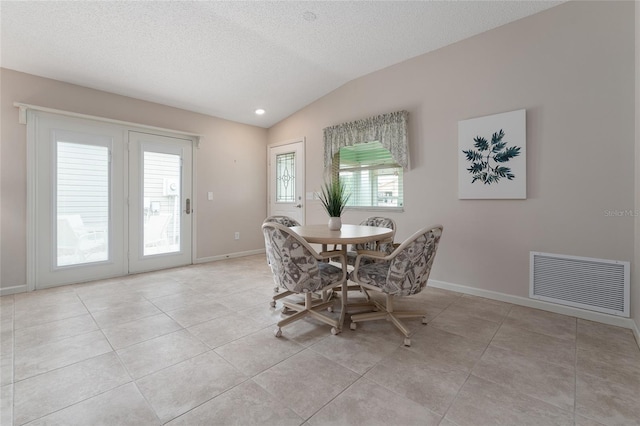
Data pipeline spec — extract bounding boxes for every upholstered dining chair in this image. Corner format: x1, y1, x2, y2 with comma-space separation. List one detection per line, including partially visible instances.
262, 222, 347, 336
346, 216, 397, 266
263, 215, 301, 296
348, 225, 443, 346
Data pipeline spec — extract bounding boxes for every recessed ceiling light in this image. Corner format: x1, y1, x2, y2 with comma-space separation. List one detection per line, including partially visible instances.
303, 11, 317, 22
255, 109, 265, 115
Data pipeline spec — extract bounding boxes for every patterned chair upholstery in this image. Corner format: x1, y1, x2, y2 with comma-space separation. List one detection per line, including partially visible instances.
263, 215, 301, 297
331, 217, 396, 267
346, 216, 396, 266
262, 222, 347, 336
349, 225, 443, 346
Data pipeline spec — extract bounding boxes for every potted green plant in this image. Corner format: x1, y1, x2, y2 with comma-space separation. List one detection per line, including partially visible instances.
318, 180, 350, 230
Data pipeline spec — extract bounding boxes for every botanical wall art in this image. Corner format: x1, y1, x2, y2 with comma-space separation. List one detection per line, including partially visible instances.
458, 109, 526, 199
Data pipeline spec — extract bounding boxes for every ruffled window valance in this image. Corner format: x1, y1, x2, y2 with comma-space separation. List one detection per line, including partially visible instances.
323, 110, 409, 170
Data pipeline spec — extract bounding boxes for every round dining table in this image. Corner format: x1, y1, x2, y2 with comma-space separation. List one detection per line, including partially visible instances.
289, 224, 394, 328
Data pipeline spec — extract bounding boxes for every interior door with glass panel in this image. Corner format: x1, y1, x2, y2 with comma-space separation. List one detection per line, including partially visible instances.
268, 141, 305, 224
128, 131, 193, 273
34, 113, 126, 289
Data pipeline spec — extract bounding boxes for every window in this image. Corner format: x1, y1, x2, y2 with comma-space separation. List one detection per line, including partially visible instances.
335, 141, 403, 209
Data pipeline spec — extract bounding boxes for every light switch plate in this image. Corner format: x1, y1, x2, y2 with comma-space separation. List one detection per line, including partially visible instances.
207, 192, 213, 200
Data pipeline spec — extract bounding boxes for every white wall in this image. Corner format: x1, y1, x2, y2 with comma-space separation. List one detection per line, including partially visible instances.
268, 1, 636, 304
0, 69, 268, 291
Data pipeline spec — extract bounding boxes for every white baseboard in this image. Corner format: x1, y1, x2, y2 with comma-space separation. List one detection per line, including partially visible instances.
0, 284, 28, 296
195, 249, 265, 264
429, 279, 638, 334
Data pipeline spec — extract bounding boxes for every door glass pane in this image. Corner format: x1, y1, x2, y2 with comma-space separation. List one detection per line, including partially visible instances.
275, 152, 295, 203
57, 142, 109, 266
143, 151, 181, 255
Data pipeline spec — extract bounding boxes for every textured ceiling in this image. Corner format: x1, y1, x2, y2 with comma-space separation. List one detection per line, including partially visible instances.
1, 1, 562, 128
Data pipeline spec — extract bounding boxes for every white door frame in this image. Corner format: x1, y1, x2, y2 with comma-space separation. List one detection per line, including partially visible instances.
24, 106, 199, 290
267, 138, 306, 224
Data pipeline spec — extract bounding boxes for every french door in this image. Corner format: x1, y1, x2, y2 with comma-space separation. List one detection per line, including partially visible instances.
128, 132, 192, 274
30, 113, 193, 289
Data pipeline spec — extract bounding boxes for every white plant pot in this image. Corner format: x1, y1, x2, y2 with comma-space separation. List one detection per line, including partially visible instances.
328, 217, 342, 231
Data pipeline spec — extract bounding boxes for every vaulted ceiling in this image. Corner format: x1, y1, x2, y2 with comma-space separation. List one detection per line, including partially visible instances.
1, 1, 562, 127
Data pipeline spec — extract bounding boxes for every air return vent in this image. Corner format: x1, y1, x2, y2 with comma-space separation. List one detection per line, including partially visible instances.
530, 252, 629, 317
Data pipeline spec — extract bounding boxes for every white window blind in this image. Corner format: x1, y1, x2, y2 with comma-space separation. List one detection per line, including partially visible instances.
56, 142, 109, 266
336, 141, 403, 209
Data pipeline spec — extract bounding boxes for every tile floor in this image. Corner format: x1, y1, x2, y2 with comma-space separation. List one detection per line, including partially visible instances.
1, 254, 639, 425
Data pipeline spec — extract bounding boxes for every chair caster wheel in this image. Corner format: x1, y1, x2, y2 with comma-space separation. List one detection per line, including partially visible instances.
270, 300, 276, 308
403, 338, 411, 347
350, 322, 357, 331
327, 306, 334, 313
330, 327, 340, 335
274, 328, 282, 337
274, 287, 279, 293
421, 316, 428, 325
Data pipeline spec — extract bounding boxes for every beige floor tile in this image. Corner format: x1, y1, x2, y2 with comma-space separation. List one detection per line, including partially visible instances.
448, 295, 512, 323
125, 278, 187, 299
136, 351, 246, 423
14, 314, 98, 350
406, 326, 488, 372
0, 306, 13, 333
253, 349, 359, 419
490, 323, 575, 369
309, 377, 441, 426
165, 299, 233, 328
13, 288, 77, 310
1, 384, 12, 426
365, 347, 469, 415
167, 379, 303, 426
472, 346, 575, 411
574, 415, 608, 426
215, 287, 274, 311
91, 300, 162, 328
116, 329, 208, 379
101, 313, 182, 350
444, 375, 574, 426
147, 289, 216, 312
0, 350, 12, 386
428, 307, 500, 344
503, 305, 576, 341
14, 298, 88, 330
237, 303, 285, 327
276, 316, 335, 347
1, 328, 14, 386
577, 319, 640, 358
415, 286, 463, 309
187, 313, 266, 349
14, 330, 112, 380
309, 326, 400, 375
26, 383, 160, 426
77, 291, 147, 313
13, 352, 130, 425
576, 346, 640, 391
438, 419, 459, 426
576, 371, 640, 426
215, 327, 304, 376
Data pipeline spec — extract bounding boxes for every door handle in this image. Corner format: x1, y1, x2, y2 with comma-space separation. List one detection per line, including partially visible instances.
186, 198, 191, 214
295, 204, 302, 208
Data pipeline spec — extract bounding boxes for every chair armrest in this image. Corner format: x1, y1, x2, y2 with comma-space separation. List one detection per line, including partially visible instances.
317, 250, 345, 262
355, 250, 387, 259
353, 249, 393, 272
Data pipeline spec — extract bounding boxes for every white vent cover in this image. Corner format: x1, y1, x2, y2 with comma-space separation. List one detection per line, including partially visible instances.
530, 252, 629, 317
